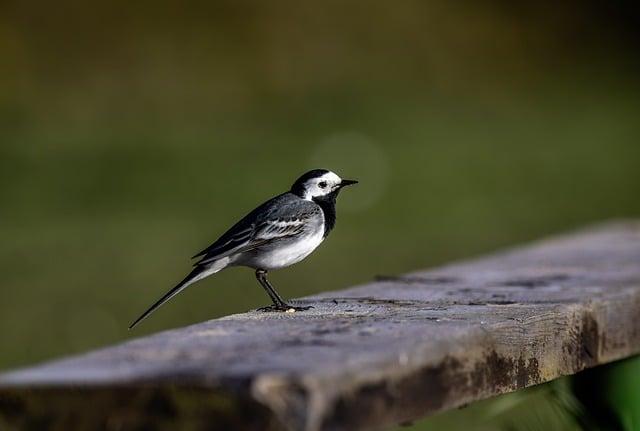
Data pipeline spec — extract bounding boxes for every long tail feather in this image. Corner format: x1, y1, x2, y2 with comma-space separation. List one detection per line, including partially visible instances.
129, 266, 207, 329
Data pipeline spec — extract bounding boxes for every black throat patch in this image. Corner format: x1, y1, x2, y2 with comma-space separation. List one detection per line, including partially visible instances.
313, 191, 338, 238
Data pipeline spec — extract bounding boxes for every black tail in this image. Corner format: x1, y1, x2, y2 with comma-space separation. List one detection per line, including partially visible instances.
129, 267, 206, 329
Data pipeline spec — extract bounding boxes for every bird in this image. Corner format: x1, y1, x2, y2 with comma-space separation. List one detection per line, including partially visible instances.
129, 169, 357, 329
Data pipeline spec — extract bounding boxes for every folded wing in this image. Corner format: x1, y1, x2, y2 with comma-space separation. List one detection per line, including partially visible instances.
192, 193, 320, 266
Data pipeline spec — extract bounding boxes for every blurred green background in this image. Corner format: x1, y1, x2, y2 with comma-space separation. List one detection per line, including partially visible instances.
1, 0, 639, 429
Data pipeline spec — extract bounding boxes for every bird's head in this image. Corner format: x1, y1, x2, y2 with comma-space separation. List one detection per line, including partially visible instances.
291, 169, 358, 201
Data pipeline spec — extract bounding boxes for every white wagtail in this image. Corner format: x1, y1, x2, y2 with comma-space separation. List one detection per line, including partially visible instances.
129, 169, 357, 328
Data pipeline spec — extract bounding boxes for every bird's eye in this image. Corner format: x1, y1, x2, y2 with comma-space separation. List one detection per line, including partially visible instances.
318, 181, 327, 189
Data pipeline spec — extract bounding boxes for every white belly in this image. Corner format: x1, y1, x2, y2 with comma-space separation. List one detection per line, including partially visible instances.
248, 229, 325, 270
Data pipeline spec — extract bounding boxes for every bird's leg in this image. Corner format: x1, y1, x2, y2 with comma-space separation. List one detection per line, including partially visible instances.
255, 269, 285, 308
255, 269, 312, 312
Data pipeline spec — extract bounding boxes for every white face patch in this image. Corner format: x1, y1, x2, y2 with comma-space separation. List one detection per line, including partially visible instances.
302, 171, 342, 200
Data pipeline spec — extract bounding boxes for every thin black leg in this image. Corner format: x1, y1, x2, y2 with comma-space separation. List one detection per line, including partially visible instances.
255, 269, 286, 307
254, 269, 312, 312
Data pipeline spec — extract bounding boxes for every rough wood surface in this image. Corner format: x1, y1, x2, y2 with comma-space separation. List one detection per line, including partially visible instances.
1, 221, 640, 431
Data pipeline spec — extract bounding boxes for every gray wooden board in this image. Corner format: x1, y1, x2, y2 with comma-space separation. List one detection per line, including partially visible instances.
1, 221, 640, 431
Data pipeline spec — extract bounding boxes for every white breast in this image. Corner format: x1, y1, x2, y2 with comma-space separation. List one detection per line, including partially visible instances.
252, 227, 325, 270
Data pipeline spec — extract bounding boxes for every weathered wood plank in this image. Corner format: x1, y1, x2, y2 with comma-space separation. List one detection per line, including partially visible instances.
1, 221, 640, 431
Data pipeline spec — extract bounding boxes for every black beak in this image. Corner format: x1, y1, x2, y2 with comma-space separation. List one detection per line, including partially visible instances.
339, 179, 358, 188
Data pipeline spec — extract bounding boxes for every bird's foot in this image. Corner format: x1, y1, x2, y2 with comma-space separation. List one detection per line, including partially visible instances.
257, 303, 313, 313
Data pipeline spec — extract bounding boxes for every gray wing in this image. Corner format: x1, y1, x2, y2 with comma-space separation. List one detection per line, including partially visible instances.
193, 193, 320, 266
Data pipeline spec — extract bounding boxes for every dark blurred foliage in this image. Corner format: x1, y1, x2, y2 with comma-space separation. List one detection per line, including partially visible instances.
1, 1, 639, 430
572, 365, 626, 431
1, 0, 640, 122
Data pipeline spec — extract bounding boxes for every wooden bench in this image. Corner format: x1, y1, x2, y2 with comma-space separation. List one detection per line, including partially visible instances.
1, 221, 639, 431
